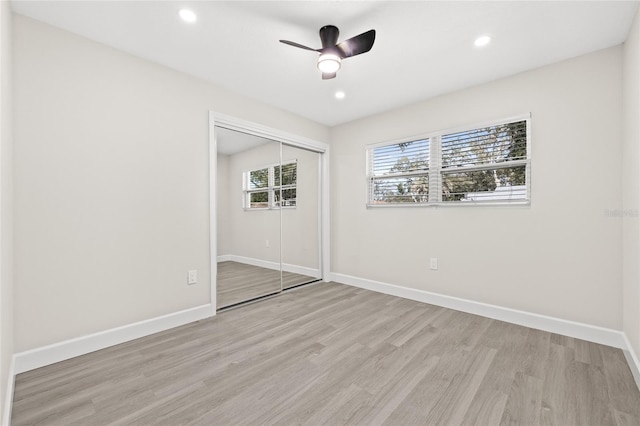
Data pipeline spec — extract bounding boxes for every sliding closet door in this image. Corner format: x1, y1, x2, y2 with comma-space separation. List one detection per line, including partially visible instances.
280, 143, 321, 289
216, 127, 282, 308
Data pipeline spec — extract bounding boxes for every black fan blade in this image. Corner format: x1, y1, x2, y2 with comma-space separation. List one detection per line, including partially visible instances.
319, 25, 339, 49
322, 72, 337, 80
279, 40, 319, 52
336, 29, 376, 58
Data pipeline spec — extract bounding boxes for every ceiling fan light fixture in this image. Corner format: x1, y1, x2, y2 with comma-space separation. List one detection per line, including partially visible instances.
317, 53, 341, 74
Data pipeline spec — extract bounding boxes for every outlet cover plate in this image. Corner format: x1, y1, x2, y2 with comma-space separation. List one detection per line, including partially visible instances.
430, 258, 438, 270
188, 270, 197, 285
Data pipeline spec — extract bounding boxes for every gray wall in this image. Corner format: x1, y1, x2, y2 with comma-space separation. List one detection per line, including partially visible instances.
0, 1, 13, 422
623, 7, 640, 364
12, 15, 328, 352
330, 46, 623, 329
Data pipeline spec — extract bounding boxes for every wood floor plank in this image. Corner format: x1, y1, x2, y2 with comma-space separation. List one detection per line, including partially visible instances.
499, 372, 543, 425
11, 282, 640, 426
423, 346, 498, 425
360, 355, 441, 425
462, 391, 510, 426
217, 261, 317, 308
540, 342, 575, 426
461, 323, 542, 424
600, 343, 640, 419
255, 343, 374, 424
566, 359, 616, 425
307, 383, 371, 425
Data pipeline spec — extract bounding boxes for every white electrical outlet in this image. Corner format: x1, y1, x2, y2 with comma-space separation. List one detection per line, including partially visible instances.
188, 270, 197, 285
430, 258, 438, 270
265, 240, 270, 248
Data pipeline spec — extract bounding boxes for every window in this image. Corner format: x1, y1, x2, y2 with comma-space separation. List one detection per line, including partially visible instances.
367, 116, 530, 206
369, 139, 430, 204
244, 161, 297, 209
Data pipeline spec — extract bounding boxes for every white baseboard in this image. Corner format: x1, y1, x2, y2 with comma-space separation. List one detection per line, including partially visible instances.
218, 254, 280, 272
2, 356, 14, 426
622, 333, 640, 391
283, 263, 322, 279
217, 254, 322, 279
330, 272, 626, 349
14, 304, 214, 374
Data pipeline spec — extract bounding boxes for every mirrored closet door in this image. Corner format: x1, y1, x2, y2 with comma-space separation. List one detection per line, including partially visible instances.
281, 143, 321, 289
215, 126, 322, 309
216, 127, 282, 308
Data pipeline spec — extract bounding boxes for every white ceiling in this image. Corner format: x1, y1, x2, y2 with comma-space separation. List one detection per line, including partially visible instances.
216, 126, 273, 155
12, 1, 639, 127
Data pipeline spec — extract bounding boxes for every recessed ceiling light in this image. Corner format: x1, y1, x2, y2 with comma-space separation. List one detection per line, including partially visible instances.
474, 35, 491, 47
335, 91, 346, 100
179, 9, 197, 23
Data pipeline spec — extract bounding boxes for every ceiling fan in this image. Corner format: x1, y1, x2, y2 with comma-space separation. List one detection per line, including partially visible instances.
280, 25, 376, 80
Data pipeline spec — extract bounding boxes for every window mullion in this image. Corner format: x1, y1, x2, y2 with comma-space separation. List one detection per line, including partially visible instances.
268, 166, 275, 208
242, 172, 247, 208
429, 135, 441, 203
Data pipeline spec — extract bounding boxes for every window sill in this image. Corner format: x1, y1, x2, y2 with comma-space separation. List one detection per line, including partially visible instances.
366, 200, 531, 209
244, 206, 298, 211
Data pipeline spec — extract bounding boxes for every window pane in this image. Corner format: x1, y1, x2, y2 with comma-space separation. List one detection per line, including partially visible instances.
249, 191, 269, 208
370, 175, 429, 204
441, 165, 527, 202
275, 188, 296, 207
441, 120, 527, 168
249, 168, 268, 189
372, 139, 429, 177
275, 162, 297, 186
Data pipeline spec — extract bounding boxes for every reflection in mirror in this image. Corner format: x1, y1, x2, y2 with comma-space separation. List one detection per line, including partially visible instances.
281, 144, 321, 289
216, 127, 282, 309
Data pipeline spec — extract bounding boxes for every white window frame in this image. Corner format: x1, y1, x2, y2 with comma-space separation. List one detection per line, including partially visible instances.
367, 138, 432, 205
243, 160, 297, 210
366, 114, 531, 207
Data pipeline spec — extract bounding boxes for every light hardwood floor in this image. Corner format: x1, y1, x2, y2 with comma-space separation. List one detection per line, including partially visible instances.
12, 282, 640, 425
217, 261, 317, 309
